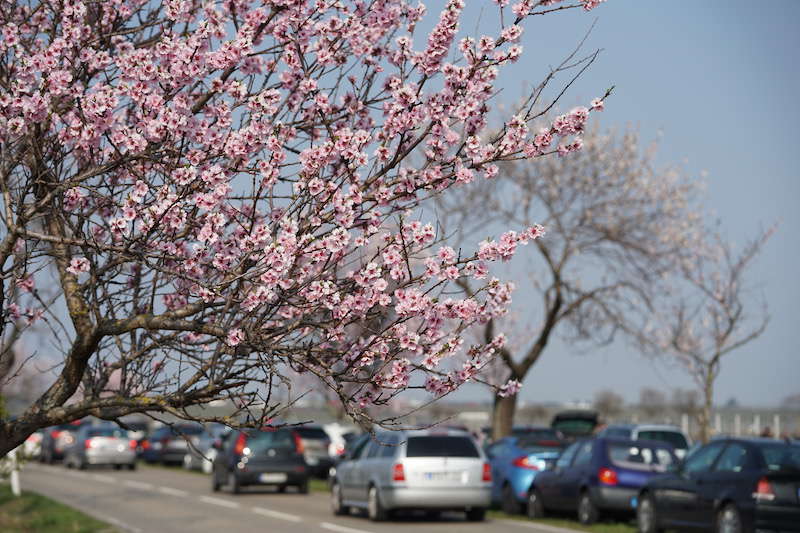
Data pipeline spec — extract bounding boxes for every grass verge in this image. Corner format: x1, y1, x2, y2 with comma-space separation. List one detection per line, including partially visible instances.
0, 483, 113, 533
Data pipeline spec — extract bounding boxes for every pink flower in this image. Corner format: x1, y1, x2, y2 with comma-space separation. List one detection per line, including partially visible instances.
67, 257, 90, 275
498, 379, 521, 397
15, 275, 34, 293
591, 97, 605, 111
227, 328, 244, 346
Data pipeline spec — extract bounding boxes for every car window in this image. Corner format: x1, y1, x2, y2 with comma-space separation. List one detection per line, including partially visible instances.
379, 438, 398, 458
755, 442, 800, 471
87, 428, 129, 439
556, 442, 580, 468
637, 430, 688, 449
714, 443, 750, 473
347, 435, 370, 459
295, 427, 329, 440
245, 430, 295, 454
606, 428, 632, 438
572, 441, 594, 467
359, 440, 379, 459
608, 442, 675, 471
683, 442, 725, 475
405, 436, 480, 458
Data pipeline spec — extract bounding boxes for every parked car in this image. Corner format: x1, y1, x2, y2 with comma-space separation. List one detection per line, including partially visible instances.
486, 429, 564, 514
323, 423, 360, 458
598, 424, 691, 458
636, 438, 800, 533
330, 429, 492, 522
527, 437, 678, 525
551, 410, 599, 442
39, 419, 90, 463
140, 423, 204, 465
63, 425, 137, 470
22, 430, 43, 459
294, 424, 334, 477
184, 423, 230, 474
211, 427, 309, 494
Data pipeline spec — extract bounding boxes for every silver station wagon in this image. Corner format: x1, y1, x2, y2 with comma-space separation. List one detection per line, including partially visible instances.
330, 429, 491, 521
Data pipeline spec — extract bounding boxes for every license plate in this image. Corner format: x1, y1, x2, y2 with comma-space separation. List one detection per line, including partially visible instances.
423, 471, 458, 481
306, 457, 319, 466
259, 473, 287, 483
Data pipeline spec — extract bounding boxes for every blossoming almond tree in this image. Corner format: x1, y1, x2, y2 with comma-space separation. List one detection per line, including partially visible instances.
438, 127, 702, 439
0, 0, 608, 454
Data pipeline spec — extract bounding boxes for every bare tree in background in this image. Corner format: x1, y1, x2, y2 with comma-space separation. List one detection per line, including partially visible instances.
438, 127, 702, 439
594, 389, 624, 421
642, 229, 773, 443
639, 387, 668, 421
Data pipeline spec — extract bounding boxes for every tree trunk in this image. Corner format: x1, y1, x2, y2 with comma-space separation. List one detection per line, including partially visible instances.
491, 393, 518, 441
699, 374, 714, 444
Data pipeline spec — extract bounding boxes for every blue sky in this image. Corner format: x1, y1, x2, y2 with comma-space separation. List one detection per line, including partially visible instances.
450, 0, 800, 407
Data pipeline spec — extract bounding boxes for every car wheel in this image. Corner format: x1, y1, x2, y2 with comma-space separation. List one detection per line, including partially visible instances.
367, 486, 387, 522
77, 459, 87, 470
466, 507, 486, 522
127, 462, 137, 471
228, 471, 241, 494
331, 482, 350, 516
502, 484, 523, 515
637, 493, 663, 533
578, 491, 599, 525
211, 472, 221, 492
276, 484, 287, 493
297, 480, 309, 494
717, 503, 743, 533
114, 464, 123, 470
527, 489, 546, 519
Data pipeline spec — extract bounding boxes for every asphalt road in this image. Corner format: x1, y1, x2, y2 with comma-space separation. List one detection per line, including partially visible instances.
21, 463, 581, 533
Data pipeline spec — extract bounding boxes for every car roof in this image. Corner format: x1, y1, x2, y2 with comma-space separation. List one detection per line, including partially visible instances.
597, 436, 677, 449
379, 428, 475, 439
632, 424, 684, 433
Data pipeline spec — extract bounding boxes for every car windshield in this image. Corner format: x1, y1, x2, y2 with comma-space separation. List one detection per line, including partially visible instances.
87, 428, 129, 438
172, 425, 203, 435
294, 427, 329, 440
608, 442, 675, 471
637, 430, 688, 449
405, 436, 480, 458
552, 420, 595, 436
245, 430, 296, 454
756, 443, 800, 472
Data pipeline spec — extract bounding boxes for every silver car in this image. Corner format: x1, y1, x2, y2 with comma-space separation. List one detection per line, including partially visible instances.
64, 425, 137, 470
330, 429, 491, 521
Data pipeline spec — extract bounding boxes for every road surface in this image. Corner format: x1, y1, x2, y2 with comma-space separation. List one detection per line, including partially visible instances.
21, 463, 581, 533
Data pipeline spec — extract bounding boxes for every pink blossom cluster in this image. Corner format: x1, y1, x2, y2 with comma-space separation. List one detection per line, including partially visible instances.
0, 0, 607, 411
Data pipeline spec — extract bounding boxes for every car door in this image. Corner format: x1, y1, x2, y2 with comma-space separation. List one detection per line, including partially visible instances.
338, 435, 369, 501
486, 439, 511, 501
213, 430, 236, 484
540, 441, 580, 510
657, 441, 726, 528
699, 442, 754, 528
347, 439, 377, 502
559, 439, 594, 511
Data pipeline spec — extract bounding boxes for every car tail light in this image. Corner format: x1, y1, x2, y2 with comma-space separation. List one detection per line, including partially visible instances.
753, 477, 776, 501
141, 439, 150, 450
482, 462, 492, 482
334, 444, 345, 456
598, 467, 618, 486
293, 432, 305, 454
51, 430, 62, 439
85, 438, 95, 450
392, 463, 406, 482
129, 439, 137, 450
512, 456, 541, 470
234, 433, 247, 455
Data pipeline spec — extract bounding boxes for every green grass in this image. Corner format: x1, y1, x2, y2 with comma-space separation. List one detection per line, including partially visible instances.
488, 509, 636, 533
309, 478, 329, 492
0, 483, 114, 533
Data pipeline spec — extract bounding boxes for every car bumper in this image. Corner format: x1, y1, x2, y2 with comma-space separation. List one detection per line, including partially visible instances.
86, 450, 136, 465
160, 450, 188, 464
591, 486, 639, 511
236, 467, 309, 487
381, 486, 491, 511
755, 502, 800, 532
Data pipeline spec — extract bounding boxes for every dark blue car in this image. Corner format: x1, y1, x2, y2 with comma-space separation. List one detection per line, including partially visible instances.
486, 429, 564, 514
527, 437, 677, 525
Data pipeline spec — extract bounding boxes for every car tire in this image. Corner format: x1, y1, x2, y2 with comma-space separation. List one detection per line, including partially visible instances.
716, 503, 744, 533
77, 459, 87, 470
297, 480, 309, 494
636, 493, 663, 533
367, 486, 387, 522
127, 463, 137, 471
114, 464, 123, 470
228, 471, 241, 494
466, 508, 486, 522
331, 482, 350, 516
212, 472, 221, 492
578, 491, 599, 525
527, 489, 546, 519
502, 484, 522, 515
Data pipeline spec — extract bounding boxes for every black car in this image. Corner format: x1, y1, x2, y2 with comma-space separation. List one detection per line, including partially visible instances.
39, 419, 91, 463
551, 410, 599, 442
636, 438, 800, 533
211, 427, 309, 494
140, 423, 204, 464
528, 437, 677, 524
